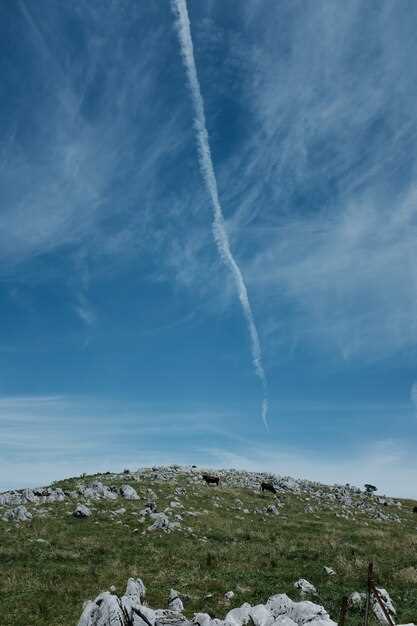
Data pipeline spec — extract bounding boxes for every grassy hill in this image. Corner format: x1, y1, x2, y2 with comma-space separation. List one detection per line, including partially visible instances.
1, 466, 417, 625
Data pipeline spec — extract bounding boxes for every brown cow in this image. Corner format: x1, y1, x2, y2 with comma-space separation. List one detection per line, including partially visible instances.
261, 481, 277, 494
202, 474, 220, 486
413, 505, 417, 514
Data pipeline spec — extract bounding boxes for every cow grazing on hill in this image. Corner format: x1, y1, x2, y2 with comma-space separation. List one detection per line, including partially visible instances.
202, 474, 220, 486
413, 505, 417, 514
261, 482, 277, 494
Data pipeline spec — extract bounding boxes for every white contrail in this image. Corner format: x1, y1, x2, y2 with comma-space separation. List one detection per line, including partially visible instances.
171, 0, 269, 430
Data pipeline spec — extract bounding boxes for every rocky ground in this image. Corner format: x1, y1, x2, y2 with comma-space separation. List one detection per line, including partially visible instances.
1, 465, 417, 625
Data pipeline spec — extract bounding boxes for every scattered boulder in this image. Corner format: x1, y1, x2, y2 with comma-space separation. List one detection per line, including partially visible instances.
75, 576, 361, 626
78, 599, 100, 625
2, 505, 32, 522
80, 481, 118, 501
323, 567, 336, 576
277, 477, 299, 492
156, 609, 191, 626
78, 591, 126, 626
168, 589, 184, 612
273, 618, 297, 626
0, 465, 407, 526
266, 594, 293, 617
121, 485, 139, 500
193, 614, 213, 626
78, 578, 149, 626
125, 576, 146, 603
135, 605, 157, 626
225, 603, 252, 626
73, 504, 92, 519
111, 508, 126, 517
0, 486, 65, 507
266, 504, 279, 515
288, 600, 333, 625
348, 592, 366, 609
249, 604, 274, 626
293, 579, 317, 595
147, 513, 180, 533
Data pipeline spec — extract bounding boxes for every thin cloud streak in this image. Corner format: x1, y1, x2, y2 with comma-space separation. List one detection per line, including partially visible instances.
171, 0, 269, 429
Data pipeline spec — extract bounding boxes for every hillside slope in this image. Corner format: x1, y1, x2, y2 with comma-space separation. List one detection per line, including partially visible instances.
1, 466, 417, 625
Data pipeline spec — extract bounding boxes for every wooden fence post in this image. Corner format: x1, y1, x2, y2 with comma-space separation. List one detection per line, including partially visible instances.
363, 561, 373, 626
339, 595, 349, 626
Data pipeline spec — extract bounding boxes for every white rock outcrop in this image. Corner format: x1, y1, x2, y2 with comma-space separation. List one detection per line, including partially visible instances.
323, 567, 336, 576
168, 589, 184, 612
77, 578, 343, 626
2, 505, 32, 522
293, 579, 317, 595
79, 482, 117, 501
120, 485, 139, 500
266, 594, 293, 617
372, 588, 396, 625
225, 603, 252, 626
73, 504, 92, 518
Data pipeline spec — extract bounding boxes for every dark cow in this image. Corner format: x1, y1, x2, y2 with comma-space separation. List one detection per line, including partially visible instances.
202, 474, 220, 486
413, 505, 417, 514
261, 481, 277, 494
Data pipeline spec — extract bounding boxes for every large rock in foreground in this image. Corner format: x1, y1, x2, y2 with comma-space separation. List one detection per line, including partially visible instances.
77, 578, 337, 626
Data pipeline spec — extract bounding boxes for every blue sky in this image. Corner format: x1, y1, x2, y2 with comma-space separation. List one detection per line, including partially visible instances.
2, 0, 417, 496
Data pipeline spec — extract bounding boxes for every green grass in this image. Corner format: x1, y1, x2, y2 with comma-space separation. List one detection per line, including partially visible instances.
1, 471, 417, 625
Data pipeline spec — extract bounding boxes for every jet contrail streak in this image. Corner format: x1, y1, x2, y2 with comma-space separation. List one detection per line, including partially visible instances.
171, 0, 269, 430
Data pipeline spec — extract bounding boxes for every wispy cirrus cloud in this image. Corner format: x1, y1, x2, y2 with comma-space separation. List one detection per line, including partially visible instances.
1, 2, 185, 274
242, 187, 417, 359
161, 1, 417, 362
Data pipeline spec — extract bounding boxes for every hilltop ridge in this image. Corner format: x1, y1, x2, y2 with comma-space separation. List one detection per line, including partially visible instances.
1, 465, 416, 625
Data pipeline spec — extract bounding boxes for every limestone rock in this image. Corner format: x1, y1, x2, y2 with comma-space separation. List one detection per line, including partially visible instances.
134, 605, 157, 626
193, 613, 213, 626
225, 603, 252, 626
147, 513, 180, 533
348, 592, 366, 609
78, 600, 100, 625
273, 618, 297, 626
266, 504, 279, 515
79, 482, 117, 501
168, 589, 184, 612
287, 600, 330, 625
121, 485, 139, 500
293, 579, 317, 595
372, 588, 396, 625
2, 505, 32, 522
249, 604, 274, 626
323, 567, 336, 576
266, 594, 293, 617
156, 609, 191, 626
73, 504, 92, 518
